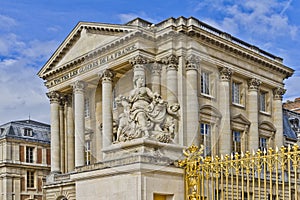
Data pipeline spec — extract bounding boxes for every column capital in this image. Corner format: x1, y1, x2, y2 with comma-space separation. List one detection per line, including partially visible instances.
64, 94, 73, 106
185, 54, 200, 71
163, 54, 179, 71
273, 87, 286, 100
219, 67, 232, 81
248, 78, 261, 91
151, 62, 162, 75
99, 69, 115, 82
129, 55, 149, 66
46, 91, 61, 104
72, 81, 86, 93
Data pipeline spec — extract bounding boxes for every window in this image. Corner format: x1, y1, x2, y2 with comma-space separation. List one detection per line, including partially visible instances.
85, 141, 91, 165
24, 128, 33, 137
27, 171, 35, 188
84, 98, 90, 118
201, 71, 210, 95
200, 123, 211, 156
259, 137, 268, 151
232, 81, 241, 104
232, 131, 241, 154
26, 147, 34, 163
260, 91, 267, 112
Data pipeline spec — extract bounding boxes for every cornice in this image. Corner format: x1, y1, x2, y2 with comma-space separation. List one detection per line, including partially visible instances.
38, 22, 153, 79
41, 29, 155, 80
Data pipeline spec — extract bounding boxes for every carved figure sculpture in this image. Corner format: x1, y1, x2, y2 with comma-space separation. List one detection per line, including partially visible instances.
115, 76, 180, 143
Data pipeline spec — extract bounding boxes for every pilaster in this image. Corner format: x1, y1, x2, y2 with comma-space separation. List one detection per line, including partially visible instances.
65, 94, 75, 172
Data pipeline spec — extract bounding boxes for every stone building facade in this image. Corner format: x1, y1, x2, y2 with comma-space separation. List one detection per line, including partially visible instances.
0, 120, 51, 200
38, 17, 293, 199
283, 97, 300, 113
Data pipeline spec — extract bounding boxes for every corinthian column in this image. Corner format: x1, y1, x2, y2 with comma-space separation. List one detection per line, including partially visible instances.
130, 55, 148, 80
100, 69, 115, 150
65, 94, 74, 172
59, 97, 65, 173
273, 87, 286, 147
151, 62, 162, 94
185, 55, 200, 146
72, 81, 86, 167
218, 67, 232, 155
165, 54, 179, 104
247, 78, 261, 151
47, 91, 61, 173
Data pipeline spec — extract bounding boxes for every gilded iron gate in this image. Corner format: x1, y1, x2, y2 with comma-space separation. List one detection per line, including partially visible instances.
178, 144, 300, 200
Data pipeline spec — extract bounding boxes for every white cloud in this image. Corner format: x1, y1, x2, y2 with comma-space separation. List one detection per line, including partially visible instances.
0, 14, 17, 30
284, 75, 300, 101
0, 15, 58, 124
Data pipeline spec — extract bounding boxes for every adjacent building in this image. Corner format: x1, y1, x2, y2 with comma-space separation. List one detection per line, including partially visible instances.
0, 119, 51, 200
38, 16, 294, 199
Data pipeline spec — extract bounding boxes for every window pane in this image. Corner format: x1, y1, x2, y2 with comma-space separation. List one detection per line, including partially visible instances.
201, 72, 210, 95
260, 92, 266, 111
232, 82, 240, 104
27, 171, 34, 188
232, 131, 241, 153
26, 147, 34, 163
200, 123, 211, 156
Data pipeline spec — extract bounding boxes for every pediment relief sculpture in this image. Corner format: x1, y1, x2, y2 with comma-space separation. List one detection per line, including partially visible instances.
114, 76, 180, 143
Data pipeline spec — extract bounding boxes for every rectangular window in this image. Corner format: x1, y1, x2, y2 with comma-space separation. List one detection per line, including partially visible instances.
85, 141, 91, 165
201, 71, 210, 95
232, 131, 241, 154
84, 98, 90, 118
200, 123, 211, 156
26, 147, 34, 163
232, 82, 241, 104
260, 91, 267, 112
24, 128, 33, 137
259, 137, 268, 151
27, 171, 35, 188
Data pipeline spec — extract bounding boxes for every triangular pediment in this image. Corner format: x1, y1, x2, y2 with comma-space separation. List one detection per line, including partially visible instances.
232, 114, 251, 125
38, 21, 137, 78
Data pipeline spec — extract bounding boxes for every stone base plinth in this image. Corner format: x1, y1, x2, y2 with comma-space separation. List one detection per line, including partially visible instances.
103, 138, 185, 162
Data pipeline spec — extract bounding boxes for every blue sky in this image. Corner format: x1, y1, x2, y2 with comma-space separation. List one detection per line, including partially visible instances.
0, 0, 299, 124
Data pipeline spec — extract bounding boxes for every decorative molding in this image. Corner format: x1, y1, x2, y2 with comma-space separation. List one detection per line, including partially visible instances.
186, 55, 200, 71
273, 87, 286, 100
163, 54, 179, 71
64, 94, 73, 106
46, 91, 61, 104
248, 78, 261, 90
129, 55, 149, 66
219, 67, 232, 81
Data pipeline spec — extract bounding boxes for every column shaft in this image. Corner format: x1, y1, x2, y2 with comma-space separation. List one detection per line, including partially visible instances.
218, 67, 232, 155
247, 78, 261, 151
73, 81, 85, 167
151, 62, 161, 94
165, 55, 179, 104
185, 55, 199, 146
101, 70, 114, 150
273, 88, 286, 147
47, 91, 61, 173
66, 95, 75, 172
59, 103, 65, 173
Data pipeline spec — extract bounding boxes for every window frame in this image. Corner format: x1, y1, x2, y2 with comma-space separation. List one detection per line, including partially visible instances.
26, 146, 34, 163
200, 71, 210, 96
232, 130, 242, 154
26, 170, 35, 188
232, 81, 241, 104
200, 123, 211, 156
85, 140, 91, 165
